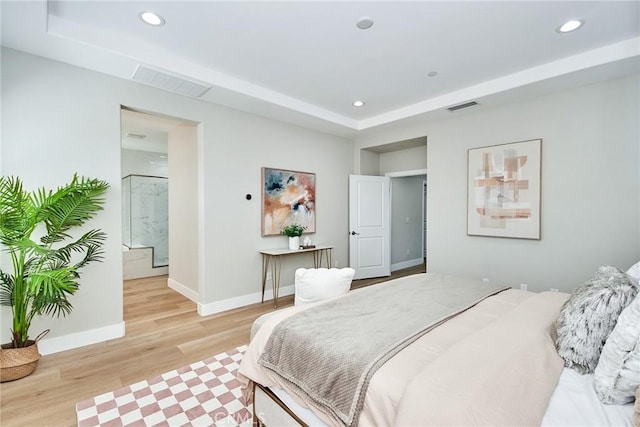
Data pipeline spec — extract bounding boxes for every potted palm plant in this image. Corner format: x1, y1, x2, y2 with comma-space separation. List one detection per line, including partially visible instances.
0, 174, 109, 382
281, 224, 307, 250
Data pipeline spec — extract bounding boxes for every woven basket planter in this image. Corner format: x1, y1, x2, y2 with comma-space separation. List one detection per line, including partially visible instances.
0, 341, 40, 382
0, 330, 48, 382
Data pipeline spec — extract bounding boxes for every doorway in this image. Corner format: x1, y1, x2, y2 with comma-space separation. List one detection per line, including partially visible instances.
348, 171, 426, 279
121, 109, 174, 279
120, 107, 200, 317
351, 137, 428, 279
388, 172, 427, 272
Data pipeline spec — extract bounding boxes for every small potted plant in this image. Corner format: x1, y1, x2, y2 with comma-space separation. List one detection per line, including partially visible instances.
281, 224, 307, 250
0, 174, 109, 382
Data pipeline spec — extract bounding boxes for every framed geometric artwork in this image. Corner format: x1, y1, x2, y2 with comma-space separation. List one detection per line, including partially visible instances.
467, 139, 542, 240
261, 167, 316, 236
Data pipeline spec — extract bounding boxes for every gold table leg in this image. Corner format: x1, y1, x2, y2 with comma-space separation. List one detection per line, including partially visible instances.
261, 254, 270, 303
271, 256, 282, 309
311, 248, 333, 268
261, 248, 333, 308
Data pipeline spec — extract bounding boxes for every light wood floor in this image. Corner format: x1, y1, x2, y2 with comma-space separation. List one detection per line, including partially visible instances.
0, 263, 425, 426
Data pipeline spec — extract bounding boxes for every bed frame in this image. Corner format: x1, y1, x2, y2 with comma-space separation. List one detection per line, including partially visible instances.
253, 383, 308, 427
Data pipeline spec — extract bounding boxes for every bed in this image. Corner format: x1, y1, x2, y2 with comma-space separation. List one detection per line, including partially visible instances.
237, 272, 636, 426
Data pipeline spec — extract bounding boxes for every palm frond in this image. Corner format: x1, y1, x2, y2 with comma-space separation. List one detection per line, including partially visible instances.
28, 268, 76, 318
36, 175, 109, 242
31, 292, 73, 318
0, 177, 37, 246
49, 229, 107, 269
74, 242, 105, 270
27, 268, 79, 298
0, 270, 15, 307
10, 236, 48, 259
40, 231, 72, 245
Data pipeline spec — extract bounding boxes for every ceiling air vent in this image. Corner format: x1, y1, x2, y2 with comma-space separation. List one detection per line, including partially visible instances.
125, 133, 146, 139
132, 66, 211, 98
447, 101, 479, 112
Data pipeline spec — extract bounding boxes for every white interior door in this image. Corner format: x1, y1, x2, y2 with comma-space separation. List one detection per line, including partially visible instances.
349, 175, 391, 280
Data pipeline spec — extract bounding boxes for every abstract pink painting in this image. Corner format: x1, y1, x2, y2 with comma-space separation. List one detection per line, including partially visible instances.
467, 139, 541, 239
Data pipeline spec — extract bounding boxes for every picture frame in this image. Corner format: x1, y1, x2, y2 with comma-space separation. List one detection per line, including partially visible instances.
467, 139, 542, 240
261, 167, 316, 236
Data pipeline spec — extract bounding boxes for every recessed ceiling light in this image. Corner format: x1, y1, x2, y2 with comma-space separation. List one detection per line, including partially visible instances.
356, 17, 374, 30
352, 100, 365, 107
557, 20, 583, 33
140, 12, 165, 26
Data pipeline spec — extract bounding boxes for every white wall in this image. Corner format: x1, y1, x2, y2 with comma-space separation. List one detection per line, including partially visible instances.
1, 49, 124, 349
200, 111, 353, 307
379, 145, 427, 175
1, 48, 353, 350
357, 145, 427, 177
356, 74, 640, 292
359, 149, 380, 175
168, 124, 199, 297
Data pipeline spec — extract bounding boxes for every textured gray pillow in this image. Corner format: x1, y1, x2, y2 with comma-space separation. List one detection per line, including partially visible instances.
594, 293, 640, 404
555, 266, 638, 374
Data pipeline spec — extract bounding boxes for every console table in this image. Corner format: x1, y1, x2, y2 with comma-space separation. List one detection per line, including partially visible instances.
259, 246, 333, 308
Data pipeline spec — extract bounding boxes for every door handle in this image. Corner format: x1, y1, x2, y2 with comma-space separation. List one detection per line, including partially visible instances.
350, 231, 360, 235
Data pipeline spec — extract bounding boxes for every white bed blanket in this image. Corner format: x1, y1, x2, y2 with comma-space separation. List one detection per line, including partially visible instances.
239, 276, 571, 426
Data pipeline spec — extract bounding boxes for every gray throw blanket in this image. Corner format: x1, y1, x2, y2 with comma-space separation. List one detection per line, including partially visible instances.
258, 272, 509, 427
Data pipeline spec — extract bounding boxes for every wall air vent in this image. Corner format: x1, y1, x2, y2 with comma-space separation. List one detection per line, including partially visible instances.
447, 101, 479, 112
132, 66, 211, 98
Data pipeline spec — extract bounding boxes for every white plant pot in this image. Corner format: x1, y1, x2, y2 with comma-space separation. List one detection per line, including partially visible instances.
288, 236, 300, 250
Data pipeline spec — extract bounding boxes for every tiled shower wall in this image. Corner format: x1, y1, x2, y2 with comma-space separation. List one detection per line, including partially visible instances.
122, 175, 169, 267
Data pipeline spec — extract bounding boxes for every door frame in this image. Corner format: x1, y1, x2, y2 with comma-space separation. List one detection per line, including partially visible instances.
385, 169, 427, 270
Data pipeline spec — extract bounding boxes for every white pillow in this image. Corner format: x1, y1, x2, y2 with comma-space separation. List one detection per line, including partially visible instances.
294, 267, 355, 306
594, 293, 640, 404
626, 261, 640, 286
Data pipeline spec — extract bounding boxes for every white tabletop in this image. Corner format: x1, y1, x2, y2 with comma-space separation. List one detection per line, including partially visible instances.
259, 246, 333, 256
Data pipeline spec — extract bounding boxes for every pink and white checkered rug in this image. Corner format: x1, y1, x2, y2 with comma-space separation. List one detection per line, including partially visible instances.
75, 345, 252, 427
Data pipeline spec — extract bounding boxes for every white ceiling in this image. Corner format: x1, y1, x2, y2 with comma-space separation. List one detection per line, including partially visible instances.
2, 1, 639, 138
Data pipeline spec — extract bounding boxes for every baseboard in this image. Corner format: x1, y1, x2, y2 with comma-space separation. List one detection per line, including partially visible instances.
391, 257, 424, 272
198, 284, 295, 317
38, 322, 125, 356
168, 278, 199, 303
